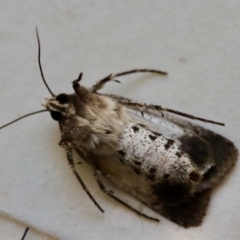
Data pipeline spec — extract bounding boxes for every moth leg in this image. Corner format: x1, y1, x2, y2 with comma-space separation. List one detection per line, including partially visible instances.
66, 148, 104, 213
93, 169, 159, 222
116, 98, 225, 126
21, 227, 29, 240
91, 69, 167, 93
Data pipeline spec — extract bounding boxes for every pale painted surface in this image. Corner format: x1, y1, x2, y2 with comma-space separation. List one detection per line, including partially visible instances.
0, 1, 239, 239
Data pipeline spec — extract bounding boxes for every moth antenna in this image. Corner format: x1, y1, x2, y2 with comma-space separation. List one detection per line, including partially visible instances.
156, 106, 225, 126
76, 72, 83, 82
36, 27, 55, 96
21, 227, 29, 240
0, 110, 48, 130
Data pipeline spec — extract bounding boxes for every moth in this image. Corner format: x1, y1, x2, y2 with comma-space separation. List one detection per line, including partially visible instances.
1, 28, 238, 228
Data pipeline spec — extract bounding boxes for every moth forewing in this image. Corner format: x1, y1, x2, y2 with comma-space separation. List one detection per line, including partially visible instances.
122, 107, 237, 226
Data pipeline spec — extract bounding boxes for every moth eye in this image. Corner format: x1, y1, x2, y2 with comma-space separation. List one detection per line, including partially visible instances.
56, 93, 69, 104
50, 111, 62, 121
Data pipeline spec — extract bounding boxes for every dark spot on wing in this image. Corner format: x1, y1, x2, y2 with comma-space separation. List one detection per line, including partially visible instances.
163, 173, 170, 179
132, 167, 141, 175
164, 139, 175, 149
147, 174, 156, 181
132, 125, 140, 132
133, 160, 142, 166
175, 151, 182, 158
118, 150, 126, 157
149, 135, 157, 141
146, 166, 157, 181
149, 166, 157, 174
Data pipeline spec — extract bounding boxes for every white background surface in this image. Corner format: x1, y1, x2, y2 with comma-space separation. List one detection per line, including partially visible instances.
0, 1, 239, 239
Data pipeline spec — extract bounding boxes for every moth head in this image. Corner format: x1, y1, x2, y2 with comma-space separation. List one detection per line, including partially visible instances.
44, 93, 70, 121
